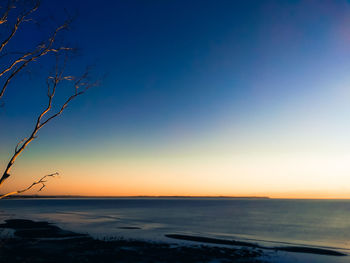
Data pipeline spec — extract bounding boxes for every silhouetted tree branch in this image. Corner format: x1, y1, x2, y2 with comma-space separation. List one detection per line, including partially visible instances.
0, 1, 96, 196
0, 172, 58, 199
0, 59, 96, 188
0, 1, 72, 101
0, 1, 39, 53
0, 0, 15, 25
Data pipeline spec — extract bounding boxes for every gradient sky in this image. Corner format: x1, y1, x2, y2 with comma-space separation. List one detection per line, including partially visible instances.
1, 0, 350, 198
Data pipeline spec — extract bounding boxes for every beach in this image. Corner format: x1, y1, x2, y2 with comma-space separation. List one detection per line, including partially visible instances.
0, 218, 348, 263
0, 219, 265, 263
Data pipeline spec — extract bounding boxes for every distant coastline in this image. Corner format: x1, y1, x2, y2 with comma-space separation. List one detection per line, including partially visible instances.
1, 195, 270, 199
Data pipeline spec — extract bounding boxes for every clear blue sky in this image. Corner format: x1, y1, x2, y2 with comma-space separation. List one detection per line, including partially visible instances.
1, 0, 350, 197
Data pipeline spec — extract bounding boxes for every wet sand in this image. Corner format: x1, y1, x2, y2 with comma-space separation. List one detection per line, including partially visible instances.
165, 234, 347, 256
0, 219, 264, 263
0, 219, 347, 262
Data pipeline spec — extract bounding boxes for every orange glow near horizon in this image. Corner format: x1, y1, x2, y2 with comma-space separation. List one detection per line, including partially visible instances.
2, 150, 350, 199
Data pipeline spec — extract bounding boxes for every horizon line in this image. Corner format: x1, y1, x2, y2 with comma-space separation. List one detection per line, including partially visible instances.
3, 194, 350, 200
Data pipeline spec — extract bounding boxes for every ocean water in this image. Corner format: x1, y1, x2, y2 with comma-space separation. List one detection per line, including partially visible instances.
1, 198, 350, 253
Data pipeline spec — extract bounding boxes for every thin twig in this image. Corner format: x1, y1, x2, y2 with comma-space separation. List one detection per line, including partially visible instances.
0, 172, 58, 199
0, 0, 15, 25
0, 1, 39, 53
0, 22, 71, 100
0, 66, 94, 187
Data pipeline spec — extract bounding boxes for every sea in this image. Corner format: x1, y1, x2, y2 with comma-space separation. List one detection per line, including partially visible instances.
1, 198, 350, 260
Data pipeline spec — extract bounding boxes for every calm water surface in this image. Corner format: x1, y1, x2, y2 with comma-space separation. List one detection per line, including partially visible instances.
1, 198, 350, 251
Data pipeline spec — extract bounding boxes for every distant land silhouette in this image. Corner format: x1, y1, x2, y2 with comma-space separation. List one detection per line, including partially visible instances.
2, 195, 270, 199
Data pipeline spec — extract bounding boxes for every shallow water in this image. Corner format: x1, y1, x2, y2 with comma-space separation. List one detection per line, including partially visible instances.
1, 198, 350, 252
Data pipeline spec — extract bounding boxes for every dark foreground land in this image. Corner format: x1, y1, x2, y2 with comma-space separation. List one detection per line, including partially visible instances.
0, 219, 347, 263
0, 219, 264, 263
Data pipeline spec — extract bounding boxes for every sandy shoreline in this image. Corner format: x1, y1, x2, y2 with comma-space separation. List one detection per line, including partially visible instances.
0, 219, 264, 263
0, 219, 348, 262
165, 234, 347, 256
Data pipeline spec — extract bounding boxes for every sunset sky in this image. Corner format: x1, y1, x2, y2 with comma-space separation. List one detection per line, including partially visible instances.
1, 0, 350, 198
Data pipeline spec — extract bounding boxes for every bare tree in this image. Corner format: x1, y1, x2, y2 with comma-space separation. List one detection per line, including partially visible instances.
0, 0, 96, 198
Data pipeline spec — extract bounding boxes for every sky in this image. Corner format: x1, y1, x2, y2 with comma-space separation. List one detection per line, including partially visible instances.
1, 0, 350, 198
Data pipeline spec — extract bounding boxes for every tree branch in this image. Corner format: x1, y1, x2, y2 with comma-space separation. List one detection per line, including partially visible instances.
0, 67, 94, 187
0, 0, 15, 25
15, 137, 27, 152
0, 2, 95, 196
0, 21, 71, 101
0, 1, 39, 53
0, 172, 58, 199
